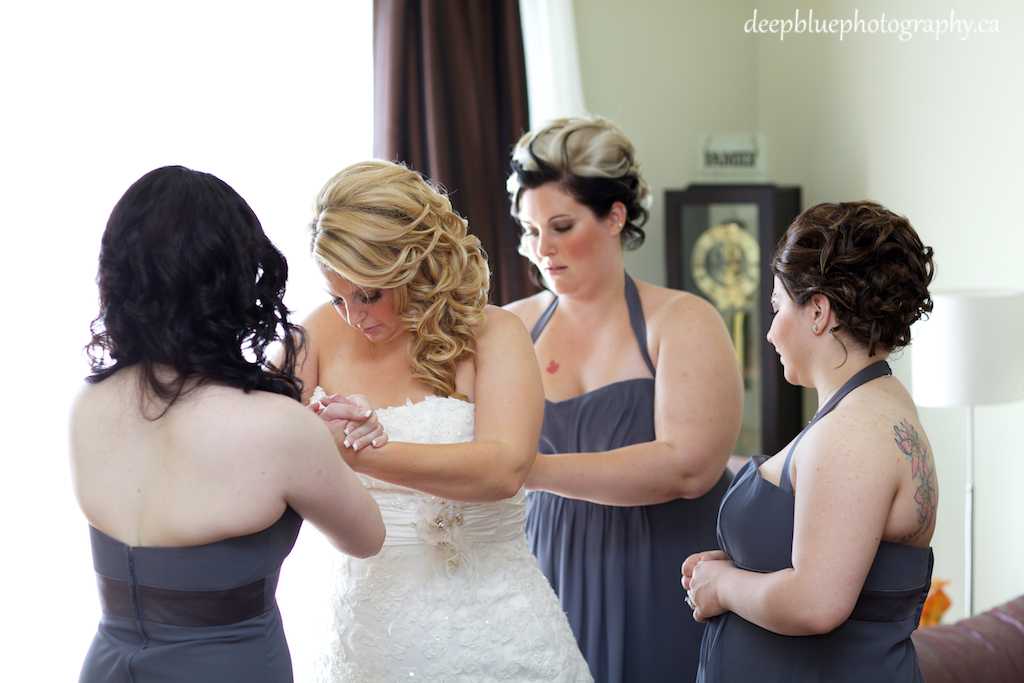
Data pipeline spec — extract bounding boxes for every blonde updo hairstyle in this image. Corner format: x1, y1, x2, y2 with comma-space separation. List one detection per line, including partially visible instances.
507, 116, 652, 252
309, 160, 490, 401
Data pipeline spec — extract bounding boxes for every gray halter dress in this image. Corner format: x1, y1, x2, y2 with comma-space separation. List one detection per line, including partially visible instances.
527, 274, 732, 683
698, 360, 933, 683
79, 507, 303, 683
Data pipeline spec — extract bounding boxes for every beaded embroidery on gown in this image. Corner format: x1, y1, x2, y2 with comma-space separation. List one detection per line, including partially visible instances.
312, 392, 592, 683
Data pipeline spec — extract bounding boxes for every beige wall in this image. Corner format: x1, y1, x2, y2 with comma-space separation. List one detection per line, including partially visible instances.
574, 0, 759, 283
575, 0, 1024, 620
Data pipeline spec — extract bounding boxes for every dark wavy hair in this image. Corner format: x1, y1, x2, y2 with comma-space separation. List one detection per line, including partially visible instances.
85, 166, 305, 413
771, 200, 935, 357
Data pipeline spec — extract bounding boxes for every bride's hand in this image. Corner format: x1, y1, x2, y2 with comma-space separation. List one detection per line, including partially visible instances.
311, 394, 355, 457
319, 393, 389, 452
343, 394, 389, 450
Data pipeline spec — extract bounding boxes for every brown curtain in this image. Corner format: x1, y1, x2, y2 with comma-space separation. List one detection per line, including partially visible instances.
373, 0, 536, 305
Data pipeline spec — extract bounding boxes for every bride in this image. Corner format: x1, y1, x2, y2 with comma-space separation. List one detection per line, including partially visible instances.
297, 160, 592, 682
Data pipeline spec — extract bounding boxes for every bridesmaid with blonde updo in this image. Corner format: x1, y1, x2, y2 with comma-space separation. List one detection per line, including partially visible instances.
504, 117, 744, 683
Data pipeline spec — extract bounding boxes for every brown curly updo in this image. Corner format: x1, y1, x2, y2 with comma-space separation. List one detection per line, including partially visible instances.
771, 201, 935, 356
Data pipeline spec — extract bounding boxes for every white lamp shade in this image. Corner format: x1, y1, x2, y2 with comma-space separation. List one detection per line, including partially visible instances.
912, 290, 1024, 407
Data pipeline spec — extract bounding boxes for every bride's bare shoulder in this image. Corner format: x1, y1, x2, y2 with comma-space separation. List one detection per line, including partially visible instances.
502, 291, 555, 331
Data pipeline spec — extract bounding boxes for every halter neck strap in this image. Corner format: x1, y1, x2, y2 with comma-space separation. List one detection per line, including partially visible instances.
529, 296, 558, 342
528, 272, 655, 377
779, 360, 892, 493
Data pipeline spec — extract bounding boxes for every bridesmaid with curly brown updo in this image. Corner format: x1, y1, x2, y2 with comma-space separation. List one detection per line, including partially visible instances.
683, 201, 938, 683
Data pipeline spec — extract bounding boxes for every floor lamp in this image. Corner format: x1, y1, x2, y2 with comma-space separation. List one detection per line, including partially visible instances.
911, 290, 1024, 616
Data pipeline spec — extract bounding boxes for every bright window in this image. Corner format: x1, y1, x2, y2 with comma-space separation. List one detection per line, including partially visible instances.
0, 2, 372, 679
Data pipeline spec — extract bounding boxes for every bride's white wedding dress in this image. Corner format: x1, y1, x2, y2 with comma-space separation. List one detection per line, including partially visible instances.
313, 393, 592, 682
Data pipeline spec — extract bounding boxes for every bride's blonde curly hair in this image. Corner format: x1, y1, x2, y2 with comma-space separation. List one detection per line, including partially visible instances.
309, 160, 489, 401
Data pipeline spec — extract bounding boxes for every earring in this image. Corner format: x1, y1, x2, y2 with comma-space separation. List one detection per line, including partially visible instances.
813, 324, 819, 333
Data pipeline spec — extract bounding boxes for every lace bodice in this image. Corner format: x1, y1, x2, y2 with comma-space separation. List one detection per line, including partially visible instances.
309, 391, 473, 490
361, 395, 474, 495
376, 394, 475, 444
372, 396, 527, 552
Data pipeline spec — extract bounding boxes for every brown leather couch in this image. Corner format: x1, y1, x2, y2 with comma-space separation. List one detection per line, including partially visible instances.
912, 596, 1024, 683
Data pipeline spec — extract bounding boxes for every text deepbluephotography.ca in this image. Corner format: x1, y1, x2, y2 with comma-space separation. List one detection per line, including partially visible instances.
744, 9, 999, 41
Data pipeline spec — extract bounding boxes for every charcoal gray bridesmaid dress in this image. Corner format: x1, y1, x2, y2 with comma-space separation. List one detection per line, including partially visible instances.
79, 507, 303, 683
527, 274, 732, 683
697, 361, 933, 683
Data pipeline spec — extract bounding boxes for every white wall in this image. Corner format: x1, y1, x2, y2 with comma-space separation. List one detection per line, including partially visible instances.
757, 0, 1024, 622
573, 0, 759, 284
574, 0, 1024, 621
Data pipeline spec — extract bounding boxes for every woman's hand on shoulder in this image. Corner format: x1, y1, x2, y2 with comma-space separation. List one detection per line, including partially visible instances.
646, 286, 744, 498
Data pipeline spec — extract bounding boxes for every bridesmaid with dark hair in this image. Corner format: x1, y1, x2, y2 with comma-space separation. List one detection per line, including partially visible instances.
683, 201, 938, 683
504, 116, 744, 683
72, 166, 384, 683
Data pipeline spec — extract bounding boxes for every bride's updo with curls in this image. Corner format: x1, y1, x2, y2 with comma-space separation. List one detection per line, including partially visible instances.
309, 160, 489, 401
507, 116, 652, 251
771, 200, 935, 357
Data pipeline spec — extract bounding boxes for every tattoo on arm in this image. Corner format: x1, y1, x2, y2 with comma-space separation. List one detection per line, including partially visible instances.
893, 419, 937, 544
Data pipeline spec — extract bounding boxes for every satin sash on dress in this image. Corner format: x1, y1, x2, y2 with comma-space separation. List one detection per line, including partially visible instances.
370, 486, 528, 547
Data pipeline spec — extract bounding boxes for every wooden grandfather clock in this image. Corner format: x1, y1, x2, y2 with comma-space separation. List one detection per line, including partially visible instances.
665, 184, 803, 458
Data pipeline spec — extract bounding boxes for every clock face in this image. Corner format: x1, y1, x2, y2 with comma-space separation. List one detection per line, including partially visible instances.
666, 186, 804, 459
690, 222, 760, 312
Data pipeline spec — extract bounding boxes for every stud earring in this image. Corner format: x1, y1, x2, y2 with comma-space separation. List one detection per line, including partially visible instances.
813, 324, 819, 333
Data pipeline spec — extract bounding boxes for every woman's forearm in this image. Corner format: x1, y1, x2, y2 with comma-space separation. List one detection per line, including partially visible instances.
698, 562, 854, 636
352, 440, 534, 503
527, 439, 730, 506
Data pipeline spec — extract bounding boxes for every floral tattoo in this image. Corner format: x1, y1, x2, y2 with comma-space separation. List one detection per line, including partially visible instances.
893, 419, 937, 544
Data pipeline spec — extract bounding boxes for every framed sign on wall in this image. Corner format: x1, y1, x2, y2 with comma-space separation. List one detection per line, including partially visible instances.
665, 184, 803, 458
